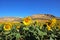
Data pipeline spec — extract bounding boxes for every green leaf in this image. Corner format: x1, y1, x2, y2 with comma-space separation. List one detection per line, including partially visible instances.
35, 27, 47, 36
16, 33, 20, 39
4, 32, 10, 35
23, 27, 29, 30
50, 37, 54, 40
42, 32, 47, 35
39, 31, 47, 36
58, 32, 60, 34
51, 34, 55, 37
11, 32, 16, 36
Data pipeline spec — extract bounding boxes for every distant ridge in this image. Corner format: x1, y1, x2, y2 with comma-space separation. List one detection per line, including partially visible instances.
0, 17, 21, 22
0, 14, 60, 22
31, 14, 56, 20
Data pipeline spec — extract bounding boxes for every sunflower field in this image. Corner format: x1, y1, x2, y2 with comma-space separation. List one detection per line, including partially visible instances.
0, 16, 60, 40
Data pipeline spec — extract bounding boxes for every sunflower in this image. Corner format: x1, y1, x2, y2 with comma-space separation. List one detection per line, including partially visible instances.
51, 18, 56, 23
46, 18, 57, 28
3, 22, 12, 31
45, 23, 51, 31
47, 25, 51, 31
50, 18, 57, 27
23, 16, 32, 25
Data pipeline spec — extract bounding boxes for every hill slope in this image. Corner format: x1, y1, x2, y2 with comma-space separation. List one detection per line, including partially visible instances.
0, 14, 60, 22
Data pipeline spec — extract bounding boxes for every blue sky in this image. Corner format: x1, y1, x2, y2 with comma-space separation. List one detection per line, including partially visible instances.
0, 0, 60, 17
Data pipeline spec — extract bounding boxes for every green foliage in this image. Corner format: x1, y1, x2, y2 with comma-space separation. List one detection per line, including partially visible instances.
0, 17, 60, 40
0, 24, 20, 40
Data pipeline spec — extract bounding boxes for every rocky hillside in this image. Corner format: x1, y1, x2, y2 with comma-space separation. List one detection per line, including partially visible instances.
0, 17, 21, 22
30, 14, 57, 22
31, 14, 57, 20
0, 14, 60, 22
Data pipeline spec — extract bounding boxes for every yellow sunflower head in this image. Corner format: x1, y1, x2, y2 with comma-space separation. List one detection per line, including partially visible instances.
3, 22, 12, 31
47, 25, 51, 31
51, 18, 57, 24
23, 16, 32, 26
50, 18, 57, 27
